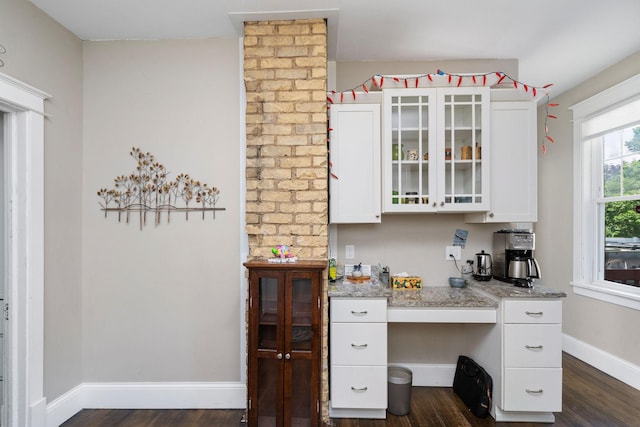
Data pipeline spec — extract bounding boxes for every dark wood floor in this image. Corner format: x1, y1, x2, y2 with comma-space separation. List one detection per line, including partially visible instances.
62, 353, 640, 426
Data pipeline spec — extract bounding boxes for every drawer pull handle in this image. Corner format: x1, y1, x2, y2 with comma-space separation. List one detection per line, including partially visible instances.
351, 386, 368, 392
525, 345, 544, 350
525, 311, 543, 316
350, 310, 368, 316
351, 343, 368, 349
526, 388, 544, 394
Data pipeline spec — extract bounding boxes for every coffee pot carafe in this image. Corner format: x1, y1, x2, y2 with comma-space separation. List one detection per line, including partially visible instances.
508, 257, 541, 280
473, 250, 492, 281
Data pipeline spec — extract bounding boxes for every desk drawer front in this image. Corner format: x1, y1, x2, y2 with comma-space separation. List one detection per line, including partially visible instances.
331, 323, 387, 365
504, 324, 562, 368
504, 300, 562, 324
503, 368, 562, 412
331, 298, 387, 323
330, 366, 387, 409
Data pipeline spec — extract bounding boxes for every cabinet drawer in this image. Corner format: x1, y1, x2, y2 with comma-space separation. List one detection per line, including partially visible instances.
502, 368, 562, 412
331, 323, 387, 366
331, 298, 387, 323
504, 324, 562, 368
330, 366, 387, 409
504, 300, 562, 324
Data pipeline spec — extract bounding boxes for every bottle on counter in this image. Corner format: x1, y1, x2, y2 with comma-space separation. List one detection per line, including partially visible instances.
329, 258, 337, 281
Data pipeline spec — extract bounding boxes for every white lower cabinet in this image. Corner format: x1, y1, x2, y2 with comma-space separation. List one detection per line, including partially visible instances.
330, 297, 387, 418
500, 299, 563, 414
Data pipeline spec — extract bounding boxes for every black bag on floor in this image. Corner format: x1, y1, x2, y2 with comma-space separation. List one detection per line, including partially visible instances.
452, 355, 493, 418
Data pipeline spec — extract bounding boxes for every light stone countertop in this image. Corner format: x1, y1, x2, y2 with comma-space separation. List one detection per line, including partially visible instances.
388, 286, 498, 308
328, 277, 566, 307
468, 278, 567, 299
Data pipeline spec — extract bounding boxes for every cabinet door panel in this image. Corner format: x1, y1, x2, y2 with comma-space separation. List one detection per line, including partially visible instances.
503, 368, 562, 412
329, 104, 381, 223
256, 357, 281, 426
330, 323, 387, 365
288, 357, 313, 426
504, 324, 562, 367
330, 366, 387, 409
467, 101, 537, 223
257, 275, 282, 351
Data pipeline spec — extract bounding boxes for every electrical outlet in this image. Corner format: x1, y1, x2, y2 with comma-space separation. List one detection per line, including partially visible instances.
345, 245, 355, 260
445, 245, 461, 261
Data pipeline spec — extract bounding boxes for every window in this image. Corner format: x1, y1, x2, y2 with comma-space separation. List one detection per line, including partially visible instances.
572, 74, 640, 310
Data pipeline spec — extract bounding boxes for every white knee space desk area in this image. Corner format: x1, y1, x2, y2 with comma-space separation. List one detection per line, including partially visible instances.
328, 279, 566, 423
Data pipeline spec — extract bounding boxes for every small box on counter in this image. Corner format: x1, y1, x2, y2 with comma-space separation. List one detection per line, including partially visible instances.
391, 276, 422, 289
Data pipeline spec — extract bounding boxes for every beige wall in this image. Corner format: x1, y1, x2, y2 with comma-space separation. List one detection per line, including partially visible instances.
536, 50, 640, 365
82, 39, 241, 381
0, 0, 84, 401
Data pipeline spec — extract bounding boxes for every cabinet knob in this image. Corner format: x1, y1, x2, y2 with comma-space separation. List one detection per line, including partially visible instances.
432, 202, 437, 207
489, 212, 494, 218
350, 386, 368, 392
440, 201, 444, 207
525, 311, 543, 317
277, 353, 283, 360
351, 343, 368, 349
285, 353, 291, 360
525, 388, 544, 394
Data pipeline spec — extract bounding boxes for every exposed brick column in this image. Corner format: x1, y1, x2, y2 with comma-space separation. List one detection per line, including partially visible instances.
243, 19, 330, 423
244, 19, 328, 261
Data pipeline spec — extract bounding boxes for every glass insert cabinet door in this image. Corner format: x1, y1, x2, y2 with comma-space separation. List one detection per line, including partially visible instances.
383, 87, 489, 212
245, 261, 322, 427
438, 88, 489, 210
387, 90, 437, 211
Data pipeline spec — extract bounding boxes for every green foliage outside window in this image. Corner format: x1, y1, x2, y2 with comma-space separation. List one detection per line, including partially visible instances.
604, 127, 640, 238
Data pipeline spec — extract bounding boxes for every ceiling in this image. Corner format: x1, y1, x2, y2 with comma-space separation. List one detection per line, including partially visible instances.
28, 0, 640, 98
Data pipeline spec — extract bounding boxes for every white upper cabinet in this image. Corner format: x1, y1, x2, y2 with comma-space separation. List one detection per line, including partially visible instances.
382, 87, 490, 213
329, 103, 381, 223
466, 100, 537, 223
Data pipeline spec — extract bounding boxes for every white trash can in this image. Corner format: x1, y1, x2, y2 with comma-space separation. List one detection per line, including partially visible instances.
388, 366, 412, 416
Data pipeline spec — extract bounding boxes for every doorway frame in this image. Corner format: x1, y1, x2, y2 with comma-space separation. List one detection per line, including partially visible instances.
0, 72, 48, 427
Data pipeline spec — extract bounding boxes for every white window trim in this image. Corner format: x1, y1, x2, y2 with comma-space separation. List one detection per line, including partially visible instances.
571, 73, 640, 311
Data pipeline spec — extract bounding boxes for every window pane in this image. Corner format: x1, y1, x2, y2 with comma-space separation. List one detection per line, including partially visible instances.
602, 126, 640, 197
604, 200, 640, 286
602, 126, 640, 286
603, 158, 621, 197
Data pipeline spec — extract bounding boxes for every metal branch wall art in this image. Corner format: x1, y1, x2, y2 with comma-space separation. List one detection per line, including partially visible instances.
98, 147, 225, 229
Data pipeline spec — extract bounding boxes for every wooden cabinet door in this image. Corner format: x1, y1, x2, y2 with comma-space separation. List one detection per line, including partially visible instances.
248, 269, 285, 426
283, 271, 320, 426
246, 261, 323, 427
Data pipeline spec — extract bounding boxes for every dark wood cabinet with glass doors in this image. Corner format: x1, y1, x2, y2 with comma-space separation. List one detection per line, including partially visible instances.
244, 260, 325, 427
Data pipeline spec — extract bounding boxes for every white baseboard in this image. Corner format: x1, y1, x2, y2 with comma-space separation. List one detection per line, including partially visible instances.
563, 333, 640, 390
30, 397, 48, 427
46, 382, 246, 427
389, 363, 456, 387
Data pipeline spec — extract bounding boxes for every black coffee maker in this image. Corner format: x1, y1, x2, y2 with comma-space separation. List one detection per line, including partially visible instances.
492, 229, 541, 287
